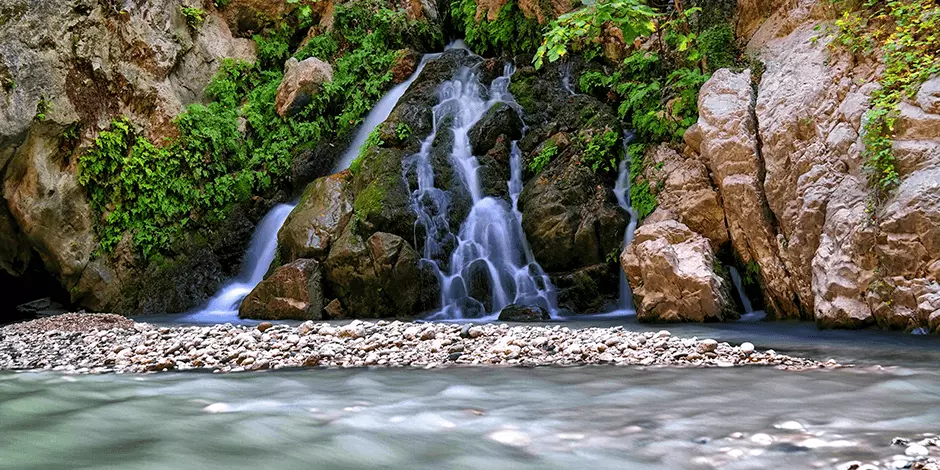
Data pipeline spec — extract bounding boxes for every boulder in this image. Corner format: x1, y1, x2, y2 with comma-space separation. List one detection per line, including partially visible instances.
498, 304, 550, 322
239, 259, 324, 321
324, 231, 422, 318
621, 220, 736, 323
468, 102, 524, 156
275, 57, 333, 117
639, 145, 728, 250
3, 124, 95, 283
697, 68, 799, 318
278, 171, 354, 263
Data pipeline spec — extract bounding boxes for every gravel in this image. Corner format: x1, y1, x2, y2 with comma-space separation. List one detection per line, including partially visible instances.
0, 314, 843, 374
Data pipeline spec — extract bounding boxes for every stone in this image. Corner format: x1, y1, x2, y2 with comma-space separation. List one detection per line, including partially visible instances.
740, 342, 755, 355
257, 322, 273, 333
239, 259, 324, 321
621, 220, 736, 323
906, 445, 930, 457
324, 299, 347, 320
698, 339, 718, 353
916, 75, 940, 114
468, 102, 523, 156
697, 68, 799, 319
278, 172, 354, 263
275, 57, 333, 117
497, 304, 550, 322
324, 230, 422, 318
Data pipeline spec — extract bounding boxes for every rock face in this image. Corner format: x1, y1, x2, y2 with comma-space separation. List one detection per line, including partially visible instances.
0, 1, 258, 315
679, 2, 940, 333
510, 62, 628, 311
275, 57, 334, 117
697, 68, 799, 318
240, 259, 324, 321
638, 145, 728, 250
278, 171, 354, 263
621, 220, 736, 323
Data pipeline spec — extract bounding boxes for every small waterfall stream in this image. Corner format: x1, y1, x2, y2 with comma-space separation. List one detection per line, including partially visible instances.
406, 65, 557, 320
728, 266, 766, 321
187, 53, 438, 321
613, 133, 639, 313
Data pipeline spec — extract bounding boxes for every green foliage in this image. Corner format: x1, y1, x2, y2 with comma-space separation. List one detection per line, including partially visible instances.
395, 122, 412, 141
535, 0, 657, 68
558, 4, 736, 143
827, 0, 940, 194
580, 129, 619, 173
450, 0, 543, 55
213, 0, 232, 7
627, 143, 657, 220
528, 140, 558, 174
179, 7, 206, 29
742, 260, 761, 288
34, 95, 51, 121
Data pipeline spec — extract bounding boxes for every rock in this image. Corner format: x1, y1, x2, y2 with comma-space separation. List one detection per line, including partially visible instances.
257, 322, 273, 333
468, 326, 484, 338
239, 259, 324, 321
639, 145, 729, 250
3, 124, 95, 283
916, 75, 940, 114
324, 299, 347, 320
740, 342, 755, 354
906, 445, 930, 457
324, 231, 422, 318
621, 220, 736, 323
698, 339, 718, 353
460, 324, 472, 338
520, 160, 626, 273
278, 172, 354, 263
468, 102, 524, 156
697, 68, 799, 319
390, 49, 421, 84
275, 57, 333, 117
498, 304, 550, 322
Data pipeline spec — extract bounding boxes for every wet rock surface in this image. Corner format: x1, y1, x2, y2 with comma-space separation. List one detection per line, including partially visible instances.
0, 314, 839, 373
622, 220, 736, 323
239, 259, 324, 321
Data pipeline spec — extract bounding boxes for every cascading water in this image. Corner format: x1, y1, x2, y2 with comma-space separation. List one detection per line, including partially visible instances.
405, 65, 557, 321
728, 266, 766, 321
613, 132, 639, 313
185, 204, 295, 321
560, 62, 576, 96
186, 53, 438, 322
333, 53, 441, 172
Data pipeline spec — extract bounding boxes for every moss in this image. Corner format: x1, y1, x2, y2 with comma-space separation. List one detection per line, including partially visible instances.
353, 181, 386, 228
508, 73, 537, 112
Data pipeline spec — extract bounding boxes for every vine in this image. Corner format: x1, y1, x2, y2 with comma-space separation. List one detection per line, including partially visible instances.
827, 0, 940, 194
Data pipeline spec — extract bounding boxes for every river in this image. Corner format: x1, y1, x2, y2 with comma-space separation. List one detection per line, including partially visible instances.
2, 320, 938, 469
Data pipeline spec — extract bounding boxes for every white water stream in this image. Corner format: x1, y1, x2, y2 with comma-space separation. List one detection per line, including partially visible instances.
407, 65, 557, 320
612, 133, 639, 313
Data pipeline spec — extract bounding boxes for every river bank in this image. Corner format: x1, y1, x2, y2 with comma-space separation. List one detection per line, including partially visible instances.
0, 314, 840, 374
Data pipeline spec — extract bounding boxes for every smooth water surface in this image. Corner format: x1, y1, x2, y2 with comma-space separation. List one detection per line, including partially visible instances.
2, 364, 938, 469
2, 323, 939, 469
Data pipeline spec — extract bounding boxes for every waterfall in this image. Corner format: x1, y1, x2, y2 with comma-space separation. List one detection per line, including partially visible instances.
333, 53, 442, 172
728, 266, 766, 321
560, 62, 575, 96
728, 266, 754, 314
613, 133, 639, 312
186, 53, 437, 322
405, 65, 557, 321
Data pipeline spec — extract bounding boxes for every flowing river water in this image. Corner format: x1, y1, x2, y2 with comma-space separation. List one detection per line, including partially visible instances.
2, 320, 939, 469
